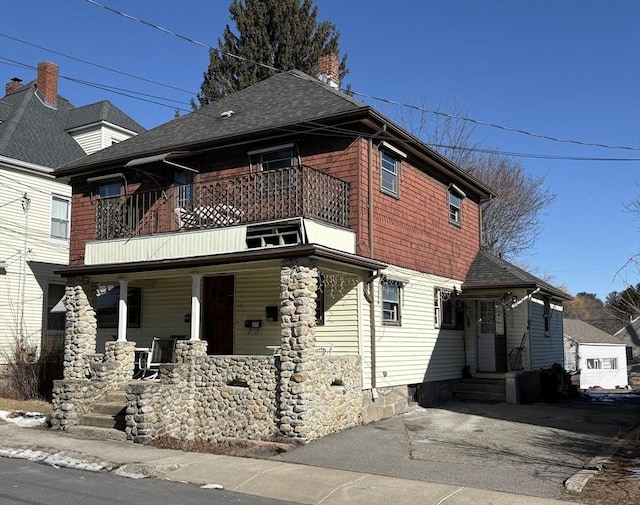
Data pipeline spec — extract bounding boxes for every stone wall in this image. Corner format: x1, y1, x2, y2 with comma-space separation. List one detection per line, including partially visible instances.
50, 379, 107, 429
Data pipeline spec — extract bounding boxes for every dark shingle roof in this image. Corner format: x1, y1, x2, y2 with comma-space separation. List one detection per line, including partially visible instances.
0, 81, 144, 168
462, 250, 571, 300
563, 318, 624, 344
56, 70, 369, 173
614, 317, 640, 357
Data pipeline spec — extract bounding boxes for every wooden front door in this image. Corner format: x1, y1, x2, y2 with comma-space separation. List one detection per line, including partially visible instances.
203, 275, 234, 354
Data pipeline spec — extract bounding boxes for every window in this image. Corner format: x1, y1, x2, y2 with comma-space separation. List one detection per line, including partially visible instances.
98, 181, 122, 199
602, 357, 618, 370
258, 147, 294, 171
543, 298, 551, 334
51, 195, 70, 239
448, 184, 465, 225
174, 171, 193, 208
96, 286, 141, 328
46, 284, 66, 332
434, 288, 464, 329
586, 358, 601, 369
381, 151, 399, 196
382, 281, 401, 324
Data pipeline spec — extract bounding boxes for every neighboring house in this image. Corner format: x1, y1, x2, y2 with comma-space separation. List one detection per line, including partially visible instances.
50, 55, 570, 444
614, 316, 640, 364
564, 318, 628, 389
0, 61, 144, 364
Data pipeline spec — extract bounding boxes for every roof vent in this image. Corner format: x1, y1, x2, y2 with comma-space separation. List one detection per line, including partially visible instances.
220, 110, 234, 119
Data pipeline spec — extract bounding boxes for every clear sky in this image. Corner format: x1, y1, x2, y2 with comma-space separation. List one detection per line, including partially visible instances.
1, 0, 638, 301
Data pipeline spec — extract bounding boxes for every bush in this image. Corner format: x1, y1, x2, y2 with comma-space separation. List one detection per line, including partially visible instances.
0, 336, 63, 401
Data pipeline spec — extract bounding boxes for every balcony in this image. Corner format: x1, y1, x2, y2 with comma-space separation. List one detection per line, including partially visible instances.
95, 165, 350, 241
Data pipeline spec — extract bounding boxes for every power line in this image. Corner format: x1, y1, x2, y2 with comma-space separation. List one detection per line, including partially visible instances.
85, 0, 640, 153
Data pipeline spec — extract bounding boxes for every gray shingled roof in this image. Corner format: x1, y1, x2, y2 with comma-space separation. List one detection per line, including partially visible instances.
462, 250, 571, 299
0, 81, 144, 168
56, 70, 370, 173
563, 318, 624, 344
614, 317, 640, 358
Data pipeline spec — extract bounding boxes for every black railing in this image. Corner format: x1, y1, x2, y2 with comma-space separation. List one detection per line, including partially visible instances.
95, 165, 350, 240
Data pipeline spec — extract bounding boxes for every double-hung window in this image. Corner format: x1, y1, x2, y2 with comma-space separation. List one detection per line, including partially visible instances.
379, 142, 406, 197
382, 280, 401, 324
51, 195, 70, 240
448, 184, 465, 226
249, 144, 296, 199
434, 287, 464, 329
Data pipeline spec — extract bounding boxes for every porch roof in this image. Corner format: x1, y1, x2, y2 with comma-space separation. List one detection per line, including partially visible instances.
461, 250, 571, 301
56, 244, 387, 277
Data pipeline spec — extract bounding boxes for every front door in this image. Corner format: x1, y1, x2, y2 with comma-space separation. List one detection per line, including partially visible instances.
203, 275, 234, 354
478, 301, 496, 371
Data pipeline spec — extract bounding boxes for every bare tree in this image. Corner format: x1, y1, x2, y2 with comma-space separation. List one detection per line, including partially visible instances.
400, 98, 555, 260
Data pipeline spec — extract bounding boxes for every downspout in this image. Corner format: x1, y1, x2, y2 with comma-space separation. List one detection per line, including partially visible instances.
366, 126, 386, 392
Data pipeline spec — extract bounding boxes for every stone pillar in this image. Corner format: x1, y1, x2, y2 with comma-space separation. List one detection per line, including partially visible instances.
63, 281, 98, 380
278, 258, 319, 441
174, 339, 208, 364
103, 340, 136, 384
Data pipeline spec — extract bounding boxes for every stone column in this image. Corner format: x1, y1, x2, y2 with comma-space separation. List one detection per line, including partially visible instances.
174, 339, 208, 364
63, 281, 98, 380
278, 258, 319, 441
103, 340, 136, 384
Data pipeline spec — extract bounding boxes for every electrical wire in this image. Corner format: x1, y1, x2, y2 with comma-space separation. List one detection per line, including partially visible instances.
84, 0, 640, 152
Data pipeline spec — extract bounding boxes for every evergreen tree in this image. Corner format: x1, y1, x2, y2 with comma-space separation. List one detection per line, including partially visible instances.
194, 0, 348, 106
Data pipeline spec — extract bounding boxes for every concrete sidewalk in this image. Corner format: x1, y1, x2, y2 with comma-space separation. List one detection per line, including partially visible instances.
0, 420, 577, 505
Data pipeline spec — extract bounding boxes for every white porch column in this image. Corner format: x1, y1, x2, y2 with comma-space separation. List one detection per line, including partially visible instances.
117, 278, 128, 342
190, 273, 202, 341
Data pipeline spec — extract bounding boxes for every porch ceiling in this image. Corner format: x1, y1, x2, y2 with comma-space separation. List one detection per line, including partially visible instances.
56, 244, 386, 278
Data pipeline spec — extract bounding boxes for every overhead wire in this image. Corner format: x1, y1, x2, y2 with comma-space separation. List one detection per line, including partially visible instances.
83, 0, 640, 153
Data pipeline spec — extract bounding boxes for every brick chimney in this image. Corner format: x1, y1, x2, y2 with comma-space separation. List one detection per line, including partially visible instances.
36, 61, 59, 107
5, 77, 23, 96
317, 53, 339, 88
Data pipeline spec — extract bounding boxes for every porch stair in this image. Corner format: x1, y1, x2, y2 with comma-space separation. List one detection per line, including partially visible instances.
453, 378, 506, 403
72, 388, 128, 441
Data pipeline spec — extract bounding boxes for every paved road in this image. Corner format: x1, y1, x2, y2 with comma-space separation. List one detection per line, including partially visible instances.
0, 457, 299, 505
273, 399, 640, 499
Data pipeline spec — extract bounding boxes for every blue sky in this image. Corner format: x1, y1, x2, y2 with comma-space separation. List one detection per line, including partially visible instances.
1, 0, 638, 301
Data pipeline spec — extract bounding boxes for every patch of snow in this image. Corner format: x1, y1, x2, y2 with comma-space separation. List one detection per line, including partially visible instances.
0, 448, 108, 472
201, 483, 224, 489
0, 410, 47, 428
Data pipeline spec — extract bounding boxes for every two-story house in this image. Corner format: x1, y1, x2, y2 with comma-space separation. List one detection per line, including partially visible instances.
50, 55, 568, 443
0, 61, 144, 366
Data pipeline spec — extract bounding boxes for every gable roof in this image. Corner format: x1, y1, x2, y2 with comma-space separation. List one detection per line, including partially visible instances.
614, 317, 640, 356
0, 80, 144, 169
563, 318, 624, 345
53, 70, 493, 200
462, 250, 571, 300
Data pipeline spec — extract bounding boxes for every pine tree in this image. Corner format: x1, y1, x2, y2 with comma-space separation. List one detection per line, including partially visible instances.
194, 0, 348, 106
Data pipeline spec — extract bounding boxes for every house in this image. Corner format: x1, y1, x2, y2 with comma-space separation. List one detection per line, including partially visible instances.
50, 55, 569, 443
564, 318, 629, 389
0, 61, 144, 366
613, 316, 640, 364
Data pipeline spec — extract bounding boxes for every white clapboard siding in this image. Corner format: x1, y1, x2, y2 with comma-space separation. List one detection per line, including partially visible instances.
367, 266, 466, 388
529, 297, 565, 369
0, 165, 70, 360
71, 124, 138, 155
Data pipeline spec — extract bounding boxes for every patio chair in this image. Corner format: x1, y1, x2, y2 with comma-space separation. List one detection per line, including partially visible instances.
137, 336, 179, 379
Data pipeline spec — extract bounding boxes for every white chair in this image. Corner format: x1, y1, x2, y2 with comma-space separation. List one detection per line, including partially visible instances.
137, 336, 179, 379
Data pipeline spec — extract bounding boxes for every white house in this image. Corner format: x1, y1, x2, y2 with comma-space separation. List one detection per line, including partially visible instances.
0, 61, 143, 364
564, 318, 629, 390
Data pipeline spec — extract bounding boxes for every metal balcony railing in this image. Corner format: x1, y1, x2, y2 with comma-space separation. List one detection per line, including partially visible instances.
95, 165, 350, 240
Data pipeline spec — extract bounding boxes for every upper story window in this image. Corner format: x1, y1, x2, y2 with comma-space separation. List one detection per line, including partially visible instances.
51, 195, 70, 240
98, 181, 122, 199
448, 184, 466, 226
249, 144, 296, 172
382, 280, 402, 325
434, 287, 464, 329
174, 171, 194, 208
379, 142, 406, 197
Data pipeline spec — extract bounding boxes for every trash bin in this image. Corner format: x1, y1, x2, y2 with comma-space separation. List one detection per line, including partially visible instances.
505, 371, 523, 404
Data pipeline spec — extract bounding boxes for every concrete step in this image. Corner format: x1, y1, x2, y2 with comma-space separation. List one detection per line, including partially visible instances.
91, 402, 126, 416
454, 390, 506, 402
105, 390, 127, 403
80, 412, 126, 430
64, 425, 128, 442
454, 379, 506, 394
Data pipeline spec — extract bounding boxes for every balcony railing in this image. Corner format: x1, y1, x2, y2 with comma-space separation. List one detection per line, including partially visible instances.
95, 165, 350, 240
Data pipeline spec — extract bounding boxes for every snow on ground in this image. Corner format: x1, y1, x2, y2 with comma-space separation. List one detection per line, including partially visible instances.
0, 410, 48, 427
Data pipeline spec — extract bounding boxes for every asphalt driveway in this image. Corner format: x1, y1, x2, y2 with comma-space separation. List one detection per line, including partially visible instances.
272, 399, 640, 499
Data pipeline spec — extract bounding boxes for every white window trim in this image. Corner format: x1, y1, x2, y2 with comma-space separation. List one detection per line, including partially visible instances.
381, 280, 402, 325
50, 194, 70, 241
448, 185, 464, 225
